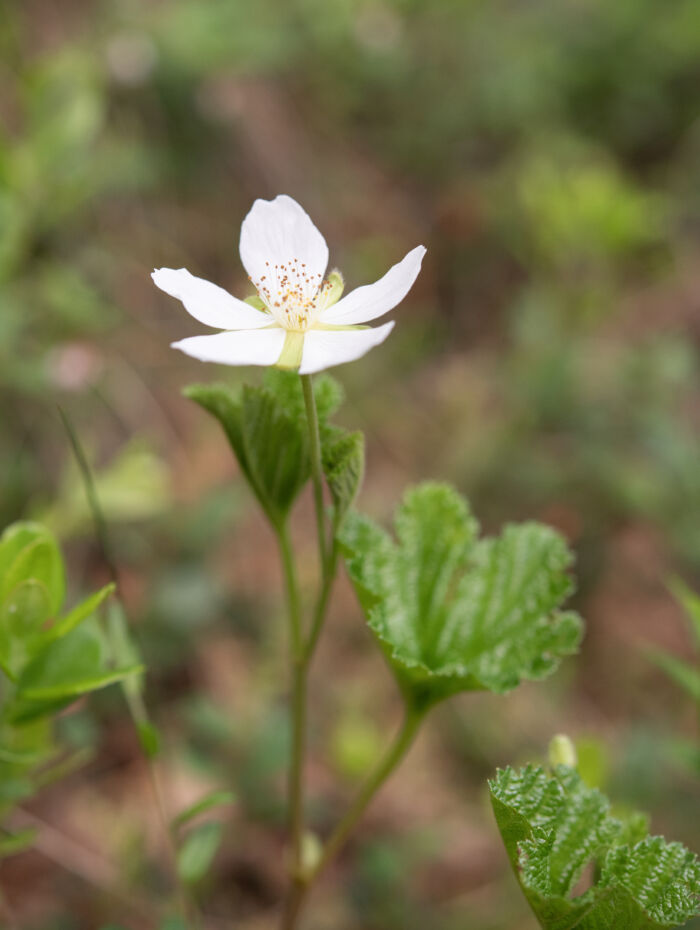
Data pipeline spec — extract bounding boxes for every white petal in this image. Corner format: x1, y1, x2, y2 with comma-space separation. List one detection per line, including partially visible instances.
321, 245, 425, 326
299, 322, 395, 375
152, 268, 271, 330
171, 328, 285, 367
239, 195, 329, 297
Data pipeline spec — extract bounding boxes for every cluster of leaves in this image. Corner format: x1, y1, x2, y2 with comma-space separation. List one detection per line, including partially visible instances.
490, 763, 700, 929
0, 521, 141, 855
184, 370, 364, 533
340, 483, 582, 712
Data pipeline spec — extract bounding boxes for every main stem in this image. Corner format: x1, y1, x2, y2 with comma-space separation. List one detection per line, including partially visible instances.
281, 376, 335, 930
277, 519, 305, 885
301, 375, 328, 571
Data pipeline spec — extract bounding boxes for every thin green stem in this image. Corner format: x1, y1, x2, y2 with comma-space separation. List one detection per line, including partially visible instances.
311, 707, 423, 880
282, 707, 424, 927
58, 406, 200, 928
303, 540, 339, 663
277, 519, 305, 901
301, 375, 328, 573
278, 521, 303, 660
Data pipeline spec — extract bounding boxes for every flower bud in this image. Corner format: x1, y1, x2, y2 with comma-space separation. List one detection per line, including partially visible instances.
548, 733, 577, 769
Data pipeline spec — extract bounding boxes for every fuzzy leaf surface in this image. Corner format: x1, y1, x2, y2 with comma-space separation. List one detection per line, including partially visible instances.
184, 382, 309, 527
490, 764, 700, 930
341, 483, 582, 707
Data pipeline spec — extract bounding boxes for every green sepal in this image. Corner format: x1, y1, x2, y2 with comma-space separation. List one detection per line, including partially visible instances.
243, 294, 266, 311
340, 483, 582, 711
490, 764, 700, 930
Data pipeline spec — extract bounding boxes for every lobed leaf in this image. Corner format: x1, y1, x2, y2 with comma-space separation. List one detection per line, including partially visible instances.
341, 483, 582, 708
184, 381, 309, 528
322, 429, 364, 530
490, 764, 700, 930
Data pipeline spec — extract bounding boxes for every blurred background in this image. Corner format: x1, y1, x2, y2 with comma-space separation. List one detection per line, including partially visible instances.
1, 0, 699, 927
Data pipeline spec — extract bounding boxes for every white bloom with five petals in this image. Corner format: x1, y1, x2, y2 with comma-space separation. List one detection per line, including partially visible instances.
152, 195, 425, 374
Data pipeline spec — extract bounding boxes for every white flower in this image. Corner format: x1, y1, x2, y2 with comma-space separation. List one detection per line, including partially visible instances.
152, 195, 425, 375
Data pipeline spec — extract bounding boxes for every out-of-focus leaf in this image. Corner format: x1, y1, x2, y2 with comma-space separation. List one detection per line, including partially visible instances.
490, 764, 700, 930
668, 577, 700, 649
0, 827, 37, 858
173, 790, 235, 830
0, 580, 52, 679
45, 442, 170, 536
45, 582, 115, 643
647, 649, 700, 703
341, 483, 582, 709
176, 821, 223, 885
0, 522, 65, 616
15, 620, 142, 701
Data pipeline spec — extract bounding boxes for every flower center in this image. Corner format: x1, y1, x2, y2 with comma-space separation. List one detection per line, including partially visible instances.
252, 259, 323, 332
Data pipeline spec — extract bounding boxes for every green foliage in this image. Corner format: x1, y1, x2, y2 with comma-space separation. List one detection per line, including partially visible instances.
173, 790, 235, 830
490, 764, 700, 930
341, 483, 582, 710
184, 381, 310, 529
322, 429, 365, 531
0, 520, 141, 843
185, 371, 359, 530
646, 579, 700, 706
176, 821, 223, 885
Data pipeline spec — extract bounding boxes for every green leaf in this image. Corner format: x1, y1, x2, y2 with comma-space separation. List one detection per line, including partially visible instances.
490, 765, 700, 930
15, 619, 142, 702
647, 649, 700, 703
184, 382, 309, 527
0, 523, 65, 616
176, 821, 223, 884
0, 580, 52, 679
0, 827, 37, 858
341, 483, 582, 709
104, 599, 144, 703
668, 578, 700, 649
240, 383, 309, 524
262, 369, 344, 432
45, 582, 116, 643
322, 430, 364, 530
173, 790, 235, 830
